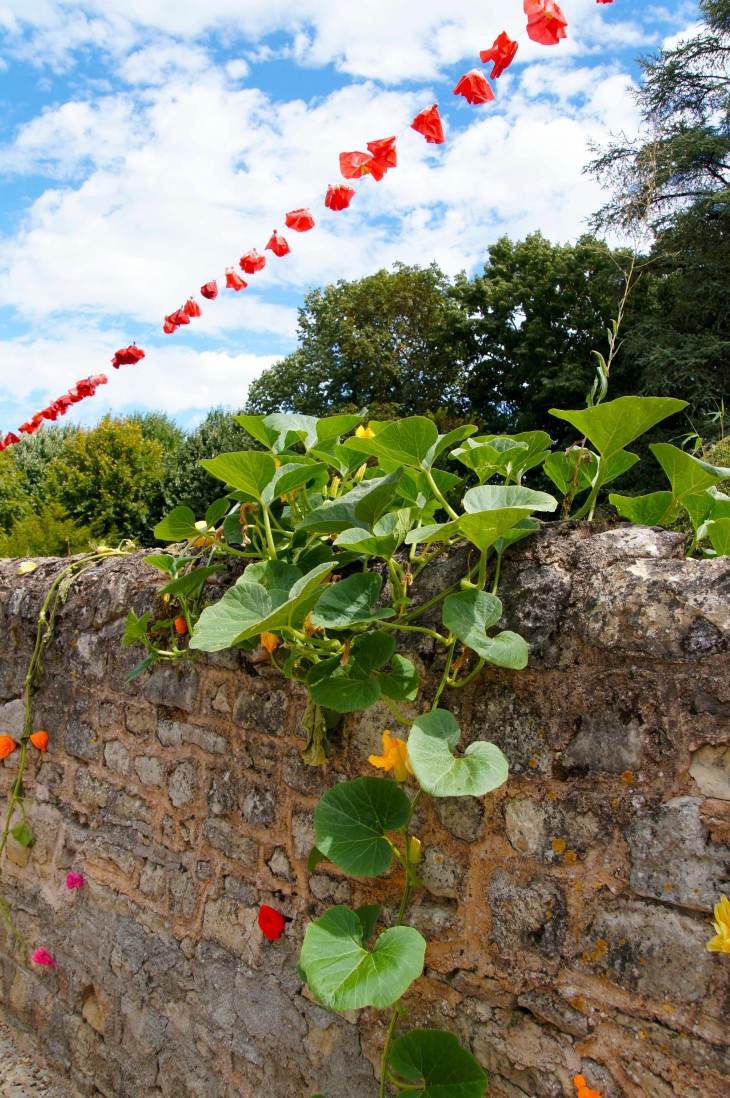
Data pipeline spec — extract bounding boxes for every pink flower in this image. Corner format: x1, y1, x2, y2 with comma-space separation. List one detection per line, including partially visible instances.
66, 872, 84, 890
32, 948, 56, 967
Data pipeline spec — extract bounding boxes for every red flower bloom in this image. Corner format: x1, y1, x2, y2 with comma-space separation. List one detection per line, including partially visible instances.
225, 269, 247, 291
453, 69, 495, 105
265, 230, 291, 257
89, 374, 107, 387
325, 183, 355, 211
66, 872, 84, 890
239, 249, 266, 274
19, 415, 43, 435
30, 730, 49, 752
183, 298, 202, 318
41, 406, 59, 421
340, 150, 372, 179
367, 135, 397, 180
174, 616, 188, 635
3, 432, 20, 447
258, 905, 286, 941
75, 378, 96, 398
596, 0, 613, 3
411, 104, 445, 144
285, 208, 315, 232
164, 309, 191, 332
480, 32, 519, 78
200, 281, 218, 300
111, 345, 145, 369
31, 948, 55, 967
525, 0, 568, 45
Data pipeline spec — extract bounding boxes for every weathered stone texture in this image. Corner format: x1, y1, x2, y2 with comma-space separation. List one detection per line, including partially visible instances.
1, 525, 729, 1098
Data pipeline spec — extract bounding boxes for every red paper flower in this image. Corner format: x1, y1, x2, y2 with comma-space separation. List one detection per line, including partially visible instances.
89, 374, 107, 387
164, 309, 191, 332
111, 345, 145, 369
239, 249, 266, 274
265, 230, 291, 257
480, 32, 519, 78
411, 104, 445, 144
367, 136, 397, 172
340, 150, 372, 179
19, 415, 43, 435
453, 69, 495, 105
75, 378, 96, 397
596, 1, 613, 3
2, 432, 20, 447
201, 281, 218, 300
285, 208, 315, 232
183, 298, 202, 318
174, 616, 188, 635
258, 905, 286, 941
525, 0, 568, 45
31, 948, 55, 967
41, 406, 58, 421
30, 731, 49, 752
225, 269, 247, 291
325, 184, 355, 211
66, 872, 84, 890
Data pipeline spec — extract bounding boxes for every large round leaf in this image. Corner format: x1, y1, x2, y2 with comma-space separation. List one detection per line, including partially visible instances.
549, 396, 687, 458
154, 506, 199, 542
307, 657, 381, 713
407, 709, 508, 798
309, 572, 394, 629
389, 1029, 487, 1098
199, 451, 277, 502
351, 631, 397, 673
314, 777, 411, 876
442, 590, 528, 669
298, 906, 425, 1010
378, 654, 420, 702
342, 417, 439, 468
462, 484, 557, 514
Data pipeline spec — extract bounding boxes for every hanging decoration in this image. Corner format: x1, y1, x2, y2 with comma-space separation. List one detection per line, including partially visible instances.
524, 0, 568, 46
339, 150, 373, 179
480, 32, 519, 78
225, 269, 247, 291
200, 281, 218, 300
366, 136, 397, 180
265, 230, 291, 257
1, 375, 108, 450
411, 104, 445, 144
325, 184, 356, 211
240, 249, 267, 274
183, 298, 202, 318
285, 208, 316, 232
453, 70, 495, 105
163, 308, 191, 334
111, 345, 145, 369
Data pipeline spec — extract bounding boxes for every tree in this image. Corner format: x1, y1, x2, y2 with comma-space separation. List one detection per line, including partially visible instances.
246, 263, 472, 418
162, 408, 256, 519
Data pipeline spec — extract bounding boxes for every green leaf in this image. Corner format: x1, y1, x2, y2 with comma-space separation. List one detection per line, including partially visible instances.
451, 438, 528, 483
377, 654, 420, 702
316, 414, 364, 444
462, 484, 557, 514
404, 521, 460, 546
154, 506, 199, 542
458, 510, 535, 553
407, 709, 509, 798
122, 608, 150, 647
425, 424, 478, 468
306, 657, 381, 713
342, 416, 439, 469
125, 656, 155, 684
205, 498, 230, 528
494, 517, 540, 555
297, 477, 392, 535
142, 554, 176, 576
609, 491, 675, 526
389, 1029, 487, 1098
298, 906, 426, 1010
351, 631, 397, 674
708, 517, 730, 556
232, 413, 280, 450
309, 572, 394, 629
307, 846, 327, 873
353, 468, 405, 528
684, 491, 719, 533
301, 696, 331, 767
158, 565, 226, 600
262, 462, 327, 504
354, 904, 381, 942
190, 562, 334, 651
199, 451, 277, 502
549, 396, 687, 458
649, 443, 730, 501
10, 822, 35, 848
242, 559, 302, 591
314, 776, 411, 876
442, 590, 528, 669
335, 509, 413, 559
264, 412, 320, 452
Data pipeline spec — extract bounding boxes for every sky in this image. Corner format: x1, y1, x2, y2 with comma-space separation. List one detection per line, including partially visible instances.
0, 0, 699, 434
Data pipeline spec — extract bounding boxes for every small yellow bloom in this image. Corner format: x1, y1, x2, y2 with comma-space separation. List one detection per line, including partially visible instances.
407, 836, 421, 864
355, 425, 375, 440
18, 561, 37, 575
368, 730, 413, 783
260, 632, 279, 655
707, 894, 730, 953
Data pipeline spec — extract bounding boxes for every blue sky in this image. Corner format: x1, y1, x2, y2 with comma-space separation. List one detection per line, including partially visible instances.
0, 0, 698, 433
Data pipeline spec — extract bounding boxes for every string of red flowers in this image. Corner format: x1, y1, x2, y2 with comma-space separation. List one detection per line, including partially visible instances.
0, 374, 110, 453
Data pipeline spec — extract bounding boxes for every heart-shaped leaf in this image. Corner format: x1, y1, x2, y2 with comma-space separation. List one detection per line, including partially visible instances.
264, 412, 319, 452
650, 443, 730, 501
309, 572, 394, 629
389, 1029, 487, 1098
351, 631, 397, 674
442, 590, 528, 669
353, 468, 405, 528
200, 451, 277, 502
314, 776, 411, 876
142, 554, 177, 576
342, 416, 438, 468
154, 506, 200, 542
122, 608, 151, 647
158, 565, 226, 599
377, 654, 420, 702
494, 517, 540, 555
609, 491, 675, 527
336, 509, 413, 559
451, 438, 528, 483
242, 560, 302, 591
262, 462, 327, 504
306, 657, 381, 713
232, 413, 280, 449
405, 521, 460, 546
458, 510, 535, 553
355, 903, 381, 942
407, 709, 509, 797
549, 396, 686, 458
10, 821, 35, 848
462, 484, 557, 514
298, 906, 425, 1010
708, 517, 730, 556
297, 477, 391, 534
423, 424, 478, 469
316, 414, 364, 444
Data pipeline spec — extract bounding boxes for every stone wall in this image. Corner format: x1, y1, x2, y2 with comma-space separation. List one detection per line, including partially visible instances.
0, 522, 729, 1098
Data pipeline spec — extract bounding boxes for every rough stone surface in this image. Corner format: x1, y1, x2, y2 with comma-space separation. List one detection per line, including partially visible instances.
0, 528, 729, 1098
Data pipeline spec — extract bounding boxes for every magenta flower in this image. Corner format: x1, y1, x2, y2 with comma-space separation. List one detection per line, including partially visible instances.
31, 948, 56, 967
66, 872, 84, 890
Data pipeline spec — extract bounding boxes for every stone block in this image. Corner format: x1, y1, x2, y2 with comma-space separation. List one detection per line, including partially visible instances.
126, 707, 157, 736
144, 666, 199, 712
202, 897, 257, 957
0, 697, 24, 738
74, 769, 111, 809
504, 796, 601, 861
267, 847, 292, 880
291, 812, 315, 860
66, 720, 99, 761
104, 740, 130, 776
158, 720, 225, 754
139, 862, 168, 901
562, 711, 646, 775
488, 869, 568, 960
134, 755, 165, 787
98, 701, 120, 727
167, 762, 196, 807
232, 686, 288, 735
419, 848, 464, 898
626, 796, 730, 912
207, 768, 240, 815
432, 795, 484, 842
202, 818, 256, 866
689, 744, 730, 800
242, 789, 276, 828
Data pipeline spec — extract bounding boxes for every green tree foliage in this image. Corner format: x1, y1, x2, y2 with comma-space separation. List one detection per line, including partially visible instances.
0, 504, 93, 558
162, 408, 255, 517
246, 263, 472, 418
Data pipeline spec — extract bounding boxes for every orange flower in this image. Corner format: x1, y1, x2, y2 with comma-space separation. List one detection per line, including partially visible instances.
260, 632, 279, 654
174, 617, 188, 636
368, 730, 412, 783
0, 735, 17, 760
30, 731, 49, 753
573, 1076, 602, 1098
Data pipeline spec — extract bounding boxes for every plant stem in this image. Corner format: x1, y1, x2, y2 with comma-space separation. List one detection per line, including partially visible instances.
423, 468, 459, 521
448, 657, 485, 689
431, 639, 456, 710
477, 549, 487, 591
491, 552, 503, 596
262, 506, 278, 559
379, 1005, 401, 1098
380, 622, 449, 644
382, 697, 413, 727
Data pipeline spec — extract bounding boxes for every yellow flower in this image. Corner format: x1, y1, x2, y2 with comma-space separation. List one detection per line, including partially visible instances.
260, 632, 279, 655
368, 730, 412, 783
355, 425, 375, 440
18, 561, 37, 575
707, 894, 730, 953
